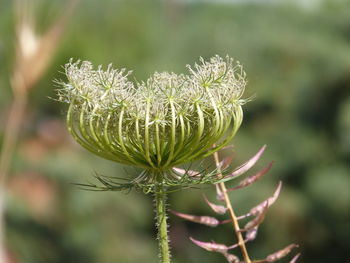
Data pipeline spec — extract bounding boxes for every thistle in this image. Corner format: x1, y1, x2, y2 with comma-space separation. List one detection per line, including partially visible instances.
57, 55, 247, 262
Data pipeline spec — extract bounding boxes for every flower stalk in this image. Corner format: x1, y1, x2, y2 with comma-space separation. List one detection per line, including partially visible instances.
155, 178, 171, 263
213, 151, 252, 263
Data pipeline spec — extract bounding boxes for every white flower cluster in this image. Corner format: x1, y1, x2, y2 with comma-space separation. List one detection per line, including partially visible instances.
58, 60, 134, 113
59, 55, 247, 169
59, 55, 246, 121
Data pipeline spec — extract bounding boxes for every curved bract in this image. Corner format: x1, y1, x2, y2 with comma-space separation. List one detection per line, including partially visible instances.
58, 55, 247, 171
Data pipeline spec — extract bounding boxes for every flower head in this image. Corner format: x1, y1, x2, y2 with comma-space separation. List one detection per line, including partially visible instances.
58, 55, 247, 172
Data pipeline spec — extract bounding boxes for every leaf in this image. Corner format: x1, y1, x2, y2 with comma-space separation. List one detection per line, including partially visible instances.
189, 237, 229, 253
190, 237, 240, 254
240, 201, 268, 232
170, 210, 220, 227
218, 155, 234, 170
223, 252, 240, 263
245, 226, 258, 241
216, 184, 225, 201
227, 162, 274, 192
250, 181, 282, 216
221, 145, 234, 151
16, 0, 79, 91
173, 167, 200, 177
290, 253, 301, 263
243, 189, 279, 243
236, 213, 250, 220
203, 194, 227, 214
219, 145, 267, 183
265, 244, 299, 262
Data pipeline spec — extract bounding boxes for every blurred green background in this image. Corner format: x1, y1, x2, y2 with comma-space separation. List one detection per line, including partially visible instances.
1, 0, 350, 262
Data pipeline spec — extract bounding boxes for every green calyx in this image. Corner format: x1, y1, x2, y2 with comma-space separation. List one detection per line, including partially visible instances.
59, 55, 247, 173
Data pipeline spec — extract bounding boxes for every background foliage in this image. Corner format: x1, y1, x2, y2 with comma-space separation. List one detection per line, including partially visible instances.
1, 0, 350, 262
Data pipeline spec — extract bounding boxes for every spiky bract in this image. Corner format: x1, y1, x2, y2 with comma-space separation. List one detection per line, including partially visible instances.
58, 55, 246, 172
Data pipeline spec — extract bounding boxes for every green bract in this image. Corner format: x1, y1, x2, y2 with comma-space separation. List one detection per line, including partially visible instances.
58, 55, 246, 172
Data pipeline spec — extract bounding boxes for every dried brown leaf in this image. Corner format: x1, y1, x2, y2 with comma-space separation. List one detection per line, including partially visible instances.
170, 210, 220, 227
216, 184, 225, 201
290, 253, 301, 263
223, 252, 240, 263
189, 237, 229, 253
265, 244, 299, 262
220, 145, 267, 183
228, 162, 274, 192
221, 145, 234, 151
220, 219, 231, 225
172, 167, 200, 177
14, 0, 79, 91
203, 194, 227, 215
236, 213, 251, 221
218, 155, 234, 170
250, 181, 282, 216
241, 202, 268, 232
245, 226, 258, 241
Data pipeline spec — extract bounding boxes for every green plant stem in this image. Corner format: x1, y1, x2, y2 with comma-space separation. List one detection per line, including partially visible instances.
154, 181, 171, 263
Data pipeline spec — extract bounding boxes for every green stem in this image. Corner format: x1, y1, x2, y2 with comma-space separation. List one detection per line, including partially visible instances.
154, 181, 171, 263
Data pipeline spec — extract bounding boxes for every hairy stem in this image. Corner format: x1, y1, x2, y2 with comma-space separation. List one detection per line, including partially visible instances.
154, 180, 171, 263
213, 151, 252, 263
